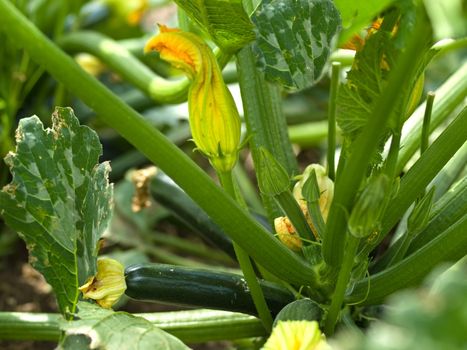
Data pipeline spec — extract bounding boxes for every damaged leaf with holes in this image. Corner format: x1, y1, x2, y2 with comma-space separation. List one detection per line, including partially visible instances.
0, 107, 113, 315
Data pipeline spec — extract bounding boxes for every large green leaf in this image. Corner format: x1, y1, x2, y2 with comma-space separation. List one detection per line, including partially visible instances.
251, 0, 341, 91
59, 302, 190, 350
173, 0, 255, 52
0, 107, 113, 315
336, 9, 433, 165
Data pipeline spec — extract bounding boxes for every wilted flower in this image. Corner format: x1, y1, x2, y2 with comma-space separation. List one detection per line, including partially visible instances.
79, 258, 126, 309
274, 216, 302, 251
144, 25, 241, 173
262, 320, 330, 350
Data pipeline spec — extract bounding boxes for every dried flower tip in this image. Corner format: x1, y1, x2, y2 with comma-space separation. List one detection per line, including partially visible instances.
130, 166, 158, 212
79, 258, 126, 309
274, 217, 302, 251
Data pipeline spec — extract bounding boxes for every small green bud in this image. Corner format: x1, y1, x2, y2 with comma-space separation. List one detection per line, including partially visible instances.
348, 174, 391, 238
256, 147, 290, 196
407, 187, 435, 237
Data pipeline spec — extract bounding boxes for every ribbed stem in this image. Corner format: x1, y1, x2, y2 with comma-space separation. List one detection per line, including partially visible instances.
324, 235, 359, 335
218, 171, 273, 332
421, 92, 435, 154
327, 62, 341, 181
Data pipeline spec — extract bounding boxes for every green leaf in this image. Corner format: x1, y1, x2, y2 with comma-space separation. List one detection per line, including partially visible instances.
333, 0, 395, 44
336, 25, 395, 138
251, 0, 341, 91
173, 0, 255, 53
0, 107, 113, 315
336, 9, 432, 165
59, 302, 190, 350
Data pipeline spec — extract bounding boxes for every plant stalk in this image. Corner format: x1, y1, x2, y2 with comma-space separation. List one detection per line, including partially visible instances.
421, 92, 435, 154
322, 12, 431, 267
324, 235, 359, 335
327, 62, 341, 181
217, 170, 273, 332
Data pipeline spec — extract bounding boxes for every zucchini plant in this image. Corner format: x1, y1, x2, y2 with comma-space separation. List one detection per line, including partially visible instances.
0, 0, 466, 349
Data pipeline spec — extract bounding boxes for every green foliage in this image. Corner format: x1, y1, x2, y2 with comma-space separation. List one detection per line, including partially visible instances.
251, 0, 341, 91
0, 107, 113, 315
59, 302, 189, 349
173, 0, 255, 52
336, 8, 432, 166
333, 0, 395, 43
338, 260, 467, 349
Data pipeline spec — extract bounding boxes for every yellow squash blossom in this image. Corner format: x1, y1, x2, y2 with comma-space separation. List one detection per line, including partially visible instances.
262, 320, 331, 350
79, 258, 127, 309
145, 25, 241, 173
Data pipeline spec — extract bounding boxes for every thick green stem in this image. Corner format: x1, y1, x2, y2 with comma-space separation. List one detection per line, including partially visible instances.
324, 235, 359, 335
0, 0, 315, 286
0, 310, 266, 343
236, 45, 298, 221
327, 62, 341, 181
218, 171, 273, 332
322, 13, 431, 267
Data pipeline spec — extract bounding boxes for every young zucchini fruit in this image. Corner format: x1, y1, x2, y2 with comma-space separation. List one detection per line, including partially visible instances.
125, 264, 295, 317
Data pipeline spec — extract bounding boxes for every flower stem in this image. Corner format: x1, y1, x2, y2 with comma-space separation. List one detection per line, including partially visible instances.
421, 92, 435, 154
324, 235, 359, 335
217, 170, 273, 332
327, 62, 341, 181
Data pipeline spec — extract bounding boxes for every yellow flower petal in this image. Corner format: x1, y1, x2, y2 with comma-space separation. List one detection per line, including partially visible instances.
145, 26, 241, 172
262, 321, 330, 350
79, 258, 126, 309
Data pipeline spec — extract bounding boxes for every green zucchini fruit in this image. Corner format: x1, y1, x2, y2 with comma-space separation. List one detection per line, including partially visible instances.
125, 263, 295, 317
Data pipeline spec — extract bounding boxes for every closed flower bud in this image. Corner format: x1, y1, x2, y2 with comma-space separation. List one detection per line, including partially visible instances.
145, 25, 241, 173
348, 174, 391, 238
262, 320, 330, 350
274, 216, 302, 251
79, 258, 126, 309
257, 147, 290, 196
407, 186, 434, 237
293, 164, 334, 221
